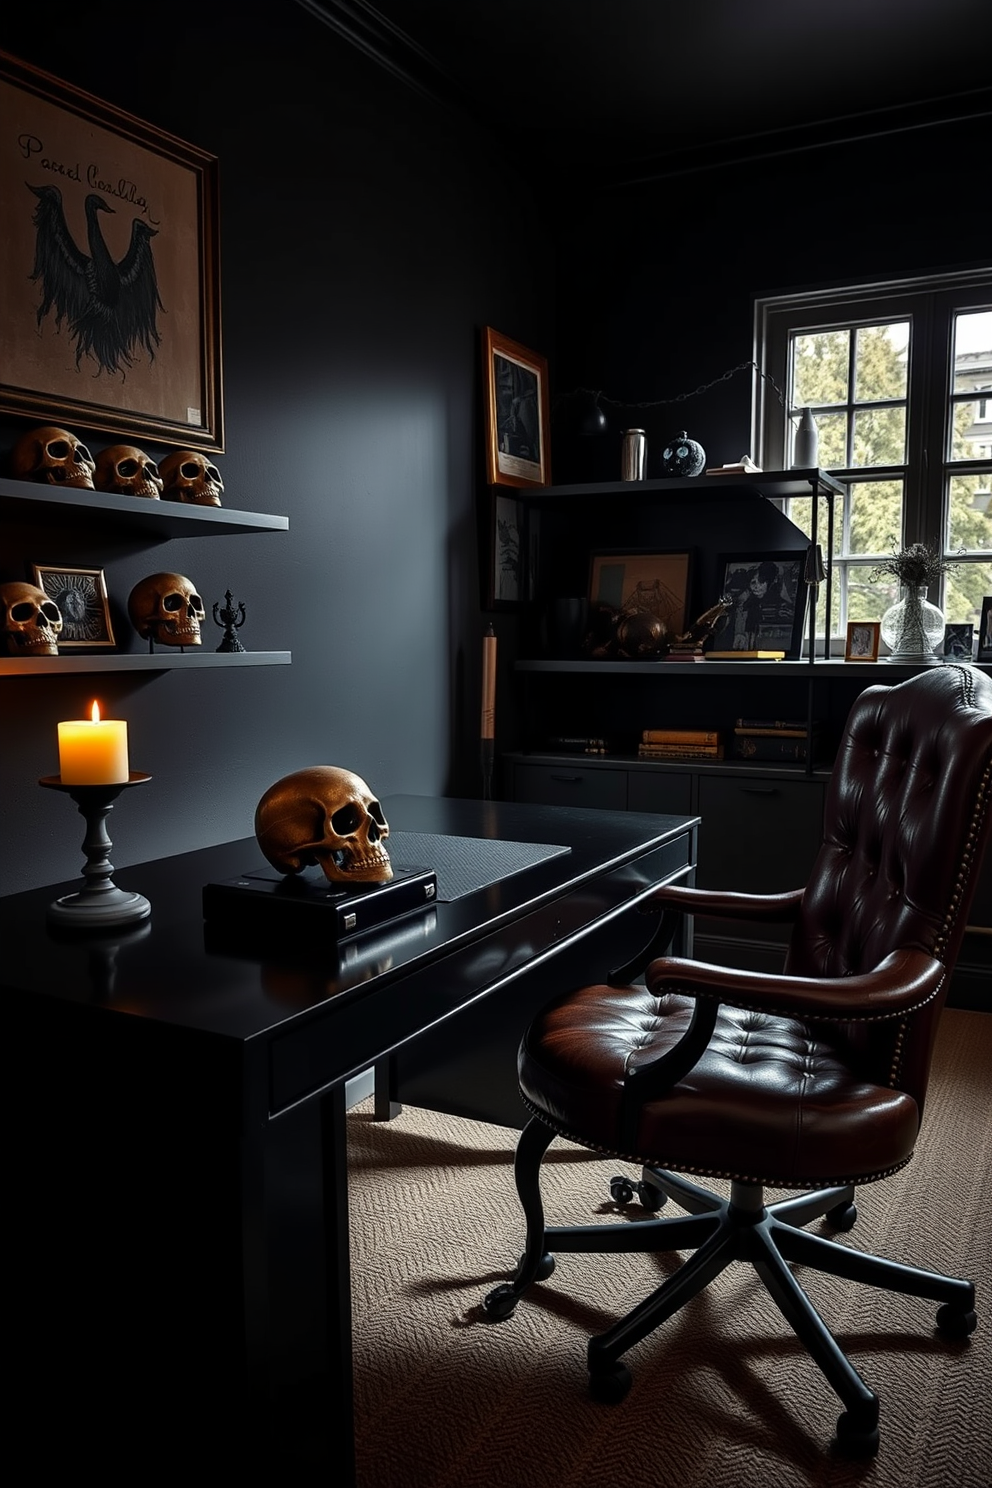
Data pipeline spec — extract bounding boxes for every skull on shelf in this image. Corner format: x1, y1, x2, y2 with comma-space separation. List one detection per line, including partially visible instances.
255, 766, 393, 884
127, 572, 205, 647
10, 426, 96, 489
159, 449, 224, 507
94, 444, 163, 499
0, 581, 63, 656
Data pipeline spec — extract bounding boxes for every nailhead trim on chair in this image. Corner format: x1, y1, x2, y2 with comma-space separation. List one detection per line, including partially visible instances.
518, 1092, 915, 1191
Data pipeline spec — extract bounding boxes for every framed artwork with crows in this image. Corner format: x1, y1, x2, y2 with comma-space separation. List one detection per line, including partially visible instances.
0, 51, 223, 451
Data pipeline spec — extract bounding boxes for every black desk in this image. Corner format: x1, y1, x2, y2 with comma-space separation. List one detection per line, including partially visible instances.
4, 795, 696, 1477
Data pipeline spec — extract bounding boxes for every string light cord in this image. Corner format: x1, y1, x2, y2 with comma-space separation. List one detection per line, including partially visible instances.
554, 360, 790, 418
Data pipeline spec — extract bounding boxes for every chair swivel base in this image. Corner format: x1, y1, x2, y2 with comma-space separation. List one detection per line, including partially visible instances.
483, 1123, 976, 1457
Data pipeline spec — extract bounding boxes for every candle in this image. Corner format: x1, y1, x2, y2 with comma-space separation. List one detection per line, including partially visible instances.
481, 625, 497, 740
58, 701, 130, 785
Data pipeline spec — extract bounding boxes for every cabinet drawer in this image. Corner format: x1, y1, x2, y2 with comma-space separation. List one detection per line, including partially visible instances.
512, 763, 627, 810
628, 771, 693, 815
697, 775, 824, 894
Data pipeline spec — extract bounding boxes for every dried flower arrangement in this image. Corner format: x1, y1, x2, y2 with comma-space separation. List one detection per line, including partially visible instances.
869, 542, 956, 589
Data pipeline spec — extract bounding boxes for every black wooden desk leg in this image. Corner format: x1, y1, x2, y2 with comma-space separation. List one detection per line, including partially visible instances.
373, 1054, 403, 1120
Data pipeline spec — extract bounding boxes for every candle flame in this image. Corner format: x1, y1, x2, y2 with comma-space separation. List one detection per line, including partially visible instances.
90, 700, 101, 724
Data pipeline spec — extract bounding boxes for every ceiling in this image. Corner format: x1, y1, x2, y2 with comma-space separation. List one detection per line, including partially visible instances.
302, 0, 991, 184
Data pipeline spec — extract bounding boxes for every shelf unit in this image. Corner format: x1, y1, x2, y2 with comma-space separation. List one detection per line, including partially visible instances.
1, 476, 290, 674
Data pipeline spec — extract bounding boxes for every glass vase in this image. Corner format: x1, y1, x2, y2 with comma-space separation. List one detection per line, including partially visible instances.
880, 584, 945, 664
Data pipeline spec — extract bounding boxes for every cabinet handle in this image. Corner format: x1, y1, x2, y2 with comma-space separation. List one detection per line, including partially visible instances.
740, 785, 778, 795
550, 773, 583, 784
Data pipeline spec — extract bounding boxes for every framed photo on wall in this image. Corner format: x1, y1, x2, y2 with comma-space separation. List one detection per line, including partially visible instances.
487, 491, 527, 609
978, 597, 992, 663
717, 551, 807, 659
845, 620, 880, 662
0, 50, 223, 450
588, 549, 692, 637
31, 563, 115, 647
482, 326, 551, 488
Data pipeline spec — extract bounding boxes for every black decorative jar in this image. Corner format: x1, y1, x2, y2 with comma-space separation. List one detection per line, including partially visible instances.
660, 430, 706, 477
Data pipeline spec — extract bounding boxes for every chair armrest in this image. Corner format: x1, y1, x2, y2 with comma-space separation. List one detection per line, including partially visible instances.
644, 947, 945, 1023
644, 883, 805, 923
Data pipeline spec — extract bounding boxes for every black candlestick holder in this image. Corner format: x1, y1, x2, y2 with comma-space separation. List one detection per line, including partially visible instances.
39, 773, 152, 929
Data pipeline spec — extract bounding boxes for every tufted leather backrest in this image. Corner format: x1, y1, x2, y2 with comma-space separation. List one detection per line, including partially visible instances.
785, 665, 992, 1110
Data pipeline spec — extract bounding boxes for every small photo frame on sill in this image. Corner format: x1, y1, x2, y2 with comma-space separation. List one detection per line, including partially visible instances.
31, 564, 115, 647
977, 597, 992, 662
845, 621, 880, 662
943, 623, 974, 661
588, 549, 692, 637
482, 326, 551, 489
717, 551, 807, 659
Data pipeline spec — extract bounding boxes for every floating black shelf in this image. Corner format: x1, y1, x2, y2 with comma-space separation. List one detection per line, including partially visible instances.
0, 476, 289, 539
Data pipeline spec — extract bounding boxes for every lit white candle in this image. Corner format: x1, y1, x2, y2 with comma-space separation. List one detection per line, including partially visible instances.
58, 701, 130, 785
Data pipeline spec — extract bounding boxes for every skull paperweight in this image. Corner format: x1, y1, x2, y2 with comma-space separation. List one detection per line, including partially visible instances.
160, 449, 224, 506
94, 444, 163, 499
255, 766, 393, 884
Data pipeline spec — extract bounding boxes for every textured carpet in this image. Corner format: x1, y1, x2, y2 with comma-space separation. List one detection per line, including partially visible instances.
348, 1009, 992, 1488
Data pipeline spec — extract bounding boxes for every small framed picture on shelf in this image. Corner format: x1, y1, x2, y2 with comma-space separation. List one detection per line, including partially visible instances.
588, 549, 692, 637
845, 620, 880, 662
31, 564, 115, 647
486, 491, 528, 609
717, 551, 807, 659
943, 623, 974, 661
978, 597, 992, 662
482, 326, 551, 489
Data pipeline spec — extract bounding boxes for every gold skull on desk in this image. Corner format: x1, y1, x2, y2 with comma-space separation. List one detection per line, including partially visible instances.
255, 766, 393, 884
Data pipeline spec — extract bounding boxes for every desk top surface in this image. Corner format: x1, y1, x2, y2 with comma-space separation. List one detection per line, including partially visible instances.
1, 795, 695, 1049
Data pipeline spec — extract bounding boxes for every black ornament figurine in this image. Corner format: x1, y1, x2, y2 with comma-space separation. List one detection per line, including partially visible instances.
213, 590, 246, 653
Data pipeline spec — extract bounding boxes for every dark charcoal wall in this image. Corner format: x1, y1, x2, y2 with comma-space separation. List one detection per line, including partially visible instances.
0, 2, 555, 893
552, 119, 988, 484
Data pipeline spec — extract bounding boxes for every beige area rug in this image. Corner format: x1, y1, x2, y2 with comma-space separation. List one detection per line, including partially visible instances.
348, 1009, 992, 1488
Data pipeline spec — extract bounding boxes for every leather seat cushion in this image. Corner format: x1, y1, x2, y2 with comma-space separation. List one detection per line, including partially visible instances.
518, 984, 920, 1188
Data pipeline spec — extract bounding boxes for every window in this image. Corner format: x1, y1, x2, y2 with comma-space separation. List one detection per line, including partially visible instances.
754, 271, 992, 639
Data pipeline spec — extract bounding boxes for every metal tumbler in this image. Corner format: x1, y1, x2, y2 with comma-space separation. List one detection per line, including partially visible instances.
621, 429, 646, 481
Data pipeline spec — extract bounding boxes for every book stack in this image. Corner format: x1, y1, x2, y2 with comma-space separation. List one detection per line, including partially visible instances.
731, 717, 822, 763
638, 728, 724, 761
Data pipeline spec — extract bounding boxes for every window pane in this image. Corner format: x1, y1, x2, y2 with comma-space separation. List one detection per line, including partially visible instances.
807, 411, 847, 469
947, 474, 992, 553
849, 480, 903, 555
944, 560, 992, 627
792, 330, 849, 407
849, 563, 896, 622
854, 322, 909, 402
953, 310, 992, 393
949, 400, 992, 461
853, 406, 906, 466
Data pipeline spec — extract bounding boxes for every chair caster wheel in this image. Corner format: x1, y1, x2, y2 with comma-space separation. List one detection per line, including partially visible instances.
483, 1283, 518, 1321
517, 1251, 556, 1282
936, 1303, 977, 1338
835, 1411, 880, 1458
826, 1201, 858, 1231
589, 1361, 632, 1404
609, 1176, 635, 1205
636, 1180, 667, 1212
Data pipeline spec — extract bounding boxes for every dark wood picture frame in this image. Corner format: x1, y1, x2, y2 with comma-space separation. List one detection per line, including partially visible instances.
943, 623, 974, 661
487, 490, 528, 609
717, 551, 807, 659
588, 548, 692, 638
482, 326, 551, 489
31, 562, 115, 647
978, 597, 992, 663
845, 620, 880, 661
0, 50, 223, 451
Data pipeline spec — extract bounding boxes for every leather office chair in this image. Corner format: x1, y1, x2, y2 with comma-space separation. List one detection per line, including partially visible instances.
484, 665, 992, 1455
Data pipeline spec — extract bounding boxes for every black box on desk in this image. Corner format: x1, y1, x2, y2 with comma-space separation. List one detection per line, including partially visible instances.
202, 863, 437, 945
